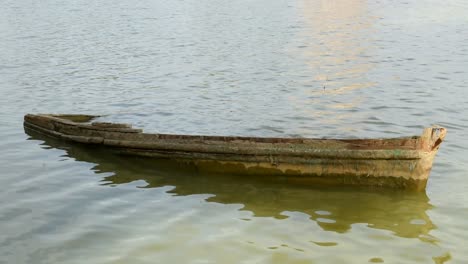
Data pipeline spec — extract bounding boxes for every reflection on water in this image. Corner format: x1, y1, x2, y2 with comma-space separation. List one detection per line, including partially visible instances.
287, 0, 378, 134
300, 0, 376, 95
27, 129, 436, 242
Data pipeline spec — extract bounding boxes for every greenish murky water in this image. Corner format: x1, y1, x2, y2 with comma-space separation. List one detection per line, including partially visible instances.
1, 0, 468, 263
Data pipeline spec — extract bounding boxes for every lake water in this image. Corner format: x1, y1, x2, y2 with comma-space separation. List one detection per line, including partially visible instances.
1, 0, 468, 263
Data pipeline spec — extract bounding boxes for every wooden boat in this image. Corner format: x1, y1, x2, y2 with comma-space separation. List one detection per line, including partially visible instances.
23, 114, 447, 191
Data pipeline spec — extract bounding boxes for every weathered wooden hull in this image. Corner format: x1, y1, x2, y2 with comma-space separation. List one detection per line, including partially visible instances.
23, 114, 447, 190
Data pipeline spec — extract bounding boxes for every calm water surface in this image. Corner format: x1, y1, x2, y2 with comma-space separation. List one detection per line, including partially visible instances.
1, 0, 468, 263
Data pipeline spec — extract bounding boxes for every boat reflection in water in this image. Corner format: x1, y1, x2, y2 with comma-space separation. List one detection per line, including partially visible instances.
26, 128, 436, 241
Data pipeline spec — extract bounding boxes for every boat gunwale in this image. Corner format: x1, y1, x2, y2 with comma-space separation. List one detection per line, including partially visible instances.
24, 121, 425, 161
25, 114, 423, 145
23, 114, 447, 159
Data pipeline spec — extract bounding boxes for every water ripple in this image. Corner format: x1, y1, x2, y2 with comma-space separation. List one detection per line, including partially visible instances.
1, 0, 468, 263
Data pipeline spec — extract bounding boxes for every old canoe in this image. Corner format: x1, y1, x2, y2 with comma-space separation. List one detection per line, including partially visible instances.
23, 114, 447, 191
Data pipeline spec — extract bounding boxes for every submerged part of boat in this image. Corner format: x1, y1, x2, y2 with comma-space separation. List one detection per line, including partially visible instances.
23, 114, 446, 191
